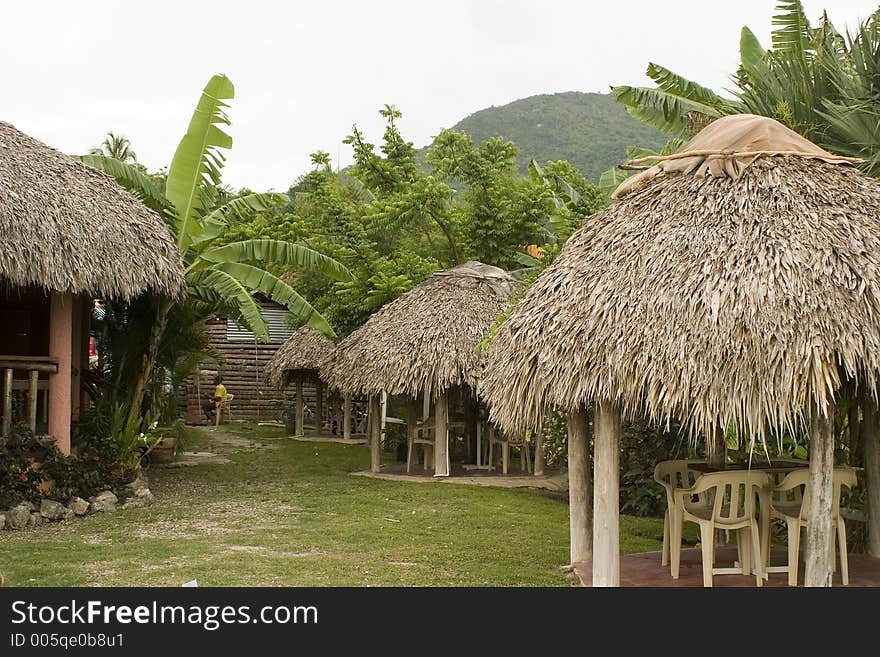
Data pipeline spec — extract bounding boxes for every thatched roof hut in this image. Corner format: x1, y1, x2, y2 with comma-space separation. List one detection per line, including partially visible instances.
480, 114, 880, 585
322, 261, 518, 398
481, 114, 880, 441
0, 121, 185, 298
264, 325, 337, 389
323, 261, 518, 475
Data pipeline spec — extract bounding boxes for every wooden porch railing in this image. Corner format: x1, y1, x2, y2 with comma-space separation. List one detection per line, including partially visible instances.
0, 356, 58, 436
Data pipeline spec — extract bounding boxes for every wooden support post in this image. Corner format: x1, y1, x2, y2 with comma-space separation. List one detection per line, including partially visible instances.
567, 408, 591, 565
406, 397, 420, 473
863, 397, 880, 557
465, 394, 478, 464
2, 368, 12, 437
534, 427, 545, 477
295, 379, 304, 437
48, 292, 73, 454
593, 401, 622, 587
28, 370, 39, 434
804, 402, 836, 587
370, 394, 382, 473
315, 380, 324, 434
708, 424, 727, 470
343, 394, 352, 440
434, 390, 449, 477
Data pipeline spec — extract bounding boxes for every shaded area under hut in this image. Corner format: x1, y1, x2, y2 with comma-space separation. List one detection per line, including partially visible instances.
264, 325, 360, 437
0, 120, 185, 452
322, 261, 537, 476
481, 114, 880, 586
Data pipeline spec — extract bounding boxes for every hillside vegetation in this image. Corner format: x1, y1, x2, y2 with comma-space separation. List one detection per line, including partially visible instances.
435, 91, 668, 182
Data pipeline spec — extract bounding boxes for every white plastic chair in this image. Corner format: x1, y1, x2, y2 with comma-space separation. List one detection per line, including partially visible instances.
767, 467, 857, 586
672, 470, 770, 587
653, 460, 710, 569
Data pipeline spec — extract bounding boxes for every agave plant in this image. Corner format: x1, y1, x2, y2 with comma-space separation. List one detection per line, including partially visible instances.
80, 74, 353, 425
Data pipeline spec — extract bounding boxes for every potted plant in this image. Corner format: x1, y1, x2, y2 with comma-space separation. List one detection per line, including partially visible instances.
144, 427, 176, 464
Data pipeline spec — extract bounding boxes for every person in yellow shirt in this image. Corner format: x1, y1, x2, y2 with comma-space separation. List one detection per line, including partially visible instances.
203, 375, 228, 423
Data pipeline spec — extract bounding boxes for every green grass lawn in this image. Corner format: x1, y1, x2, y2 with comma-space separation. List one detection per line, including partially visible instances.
0, 423, 673, 586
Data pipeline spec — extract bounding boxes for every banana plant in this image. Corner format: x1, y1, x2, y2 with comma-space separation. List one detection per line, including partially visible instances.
79, 74, 353, 426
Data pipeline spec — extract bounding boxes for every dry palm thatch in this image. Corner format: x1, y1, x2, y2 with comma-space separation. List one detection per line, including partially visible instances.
0, 121, 185, 299
481, 114, 880, 448
322, 261, 518, 398
263, 325, 337, 389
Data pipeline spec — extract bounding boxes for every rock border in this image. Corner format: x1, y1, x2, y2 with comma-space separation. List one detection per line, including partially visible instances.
0, 475, 154, 531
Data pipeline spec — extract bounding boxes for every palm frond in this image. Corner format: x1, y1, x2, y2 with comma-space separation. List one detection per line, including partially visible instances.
198, 239, 353, 282
166, 74, 235, 251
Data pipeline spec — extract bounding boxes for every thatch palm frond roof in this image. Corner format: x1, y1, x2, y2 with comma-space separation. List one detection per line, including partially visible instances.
480, 114, 880, 443
322, 261, 518, 398
0, 121, 185, 298
263, 325, 337, 389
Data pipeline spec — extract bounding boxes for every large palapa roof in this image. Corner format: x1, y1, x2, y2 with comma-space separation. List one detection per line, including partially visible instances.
0, 121, 185, 298
263, 325, 337, 389
481, 114, 880, 442
322, 261, 518, 398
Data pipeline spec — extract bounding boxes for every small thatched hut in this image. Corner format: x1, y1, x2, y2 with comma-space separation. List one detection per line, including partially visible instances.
264, 325, 338, 436
322, 261, 518, 475
0, 121, 185, 452
481, 114, 880, 586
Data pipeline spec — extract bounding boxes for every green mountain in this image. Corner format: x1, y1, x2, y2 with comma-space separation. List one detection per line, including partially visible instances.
433, 91, 668, 182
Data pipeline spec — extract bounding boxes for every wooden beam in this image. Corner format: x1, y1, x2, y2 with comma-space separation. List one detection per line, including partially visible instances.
863, 396, 880, 557
0, 360, 58, 372
2, 368, 12, 437
370, 395, 382, 473
343, 394, 352, 440
534, 426, 545, 477
295, 379, 304, 437
433, 390, 449, 477
592, 400, 622, 587
28, 370, 39, 434
804, 402, 836, 587
567, 408, 591, 565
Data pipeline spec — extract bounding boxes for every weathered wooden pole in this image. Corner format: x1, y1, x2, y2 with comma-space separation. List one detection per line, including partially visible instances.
2, 368, 12, 437
863, 397, 880, 557
567, 408, 591, 565
295, 378, 304, 437
804, 402, 836, 587
592, 401, 622, 587
27, 369, 39, 434
315, 380, 324, 434
465, 392, 478, 464
534, 426, 545, 477
370, 394, 382, 473
333, 394, 342, 436
406, 397, 420, 471
434, 390, 449, 476
343, 393, 352, 440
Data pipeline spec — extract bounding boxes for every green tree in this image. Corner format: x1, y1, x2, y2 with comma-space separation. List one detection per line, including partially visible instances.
80, 74, 352, 426
90, 131, 138, 164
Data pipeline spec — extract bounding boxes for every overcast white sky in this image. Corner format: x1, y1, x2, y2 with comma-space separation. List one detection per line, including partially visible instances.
1, 1, 877, 191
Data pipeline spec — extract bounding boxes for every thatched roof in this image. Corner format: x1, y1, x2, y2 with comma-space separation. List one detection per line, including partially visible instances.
480, 114, 880, 443
263, 326, 337, 389
322, 261, 518, 398
0, 121, 185, 298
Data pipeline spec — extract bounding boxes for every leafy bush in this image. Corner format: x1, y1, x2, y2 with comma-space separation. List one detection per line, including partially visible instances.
0, 418, 140, 508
